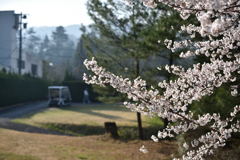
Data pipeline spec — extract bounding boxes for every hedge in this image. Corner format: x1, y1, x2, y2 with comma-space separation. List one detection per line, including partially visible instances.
0, 72, 49, 107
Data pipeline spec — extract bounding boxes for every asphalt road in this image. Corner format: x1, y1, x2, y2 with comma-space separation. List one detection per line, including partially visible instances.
0, 101, 48, 119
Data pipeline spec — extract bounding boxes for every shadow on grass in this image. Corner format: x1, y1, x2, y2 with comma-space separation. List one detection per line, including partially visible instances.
58, 104, 137, 122
0, 120, 67, 136
0, 120, 161, 141
71, 110, 125, 120
40, 122, 162, 141
41, 123, 105, 136
12, 104, 130, 120
70, 103, 128, 111
61, 103, 130, 113
119, 126, 163, 141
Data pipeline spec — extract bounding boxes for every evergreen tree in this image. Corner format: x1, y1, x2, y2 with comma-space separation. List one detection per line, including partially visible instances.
71, 35, 88, 80
52, 26, 69, 48
23, 28, 41, 56
81, 0, 196, 138
84, 0, 194, 88
50, 26, 75, 62
40, 26, 76, 81
39, 35, 50, 59
86, 0, 160, 139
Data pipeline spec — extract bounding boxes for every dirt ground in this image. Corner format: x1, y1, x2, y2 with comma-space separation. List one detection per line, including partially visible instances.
0, 128, 177, 160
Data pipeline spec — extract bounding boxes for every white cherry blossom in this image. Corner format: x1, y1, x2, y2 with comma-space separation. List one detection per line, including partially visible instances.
84, 0, 240, 159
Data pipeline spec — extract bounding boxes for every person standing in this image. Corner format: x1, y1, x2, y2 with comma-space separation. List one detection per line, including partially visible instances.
83, 89, 90, 103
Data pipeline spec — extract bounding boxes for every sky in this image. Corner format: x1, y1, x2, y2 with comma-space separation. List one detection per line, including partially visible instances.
0, 0, 93, 27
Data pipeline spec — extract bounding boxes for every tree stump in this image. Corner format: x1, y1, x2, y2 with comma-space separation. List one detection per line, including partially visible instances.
104, 122, 119, 138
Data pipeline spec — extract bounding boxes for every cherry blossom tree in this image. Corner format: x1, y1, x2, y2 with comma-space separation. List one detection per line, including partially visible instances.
83, 0, 240, 159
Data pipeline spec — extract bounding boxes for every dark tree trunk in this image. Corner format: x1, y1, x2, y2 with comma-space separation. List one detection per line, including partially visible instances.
135, 58, 144, 140
163, 52, 174, 129
104, 122, 119, 138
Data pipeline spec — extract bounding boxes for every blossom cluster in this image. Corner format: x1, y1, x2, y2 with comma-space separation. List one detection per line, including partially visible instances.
83, 0, 240, 159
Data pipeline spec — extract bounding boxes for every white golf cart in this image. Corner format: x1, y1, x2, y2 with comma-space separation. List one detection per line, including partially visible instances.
48, 86, 72, 107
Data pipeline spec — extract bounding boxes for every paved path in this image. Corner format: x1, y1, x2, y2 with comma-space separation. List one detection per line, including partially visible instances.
0, 101, 67, 135
0, 101, 48, 118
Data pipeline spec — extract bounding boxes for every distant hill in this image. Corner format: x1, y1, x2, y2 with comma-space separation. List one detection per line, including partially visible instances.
32, 25, 82, 42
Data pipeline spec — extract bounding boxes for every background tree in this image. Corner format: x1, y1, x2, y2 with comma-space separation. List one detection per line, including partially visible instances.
50, 26, 75, 64
40, 26, 76, 81
23, 28, 41, 56
39, 35, 50, 59
82, 0, 195, 138
71, 29, 89, 80
86, 0, 164, 140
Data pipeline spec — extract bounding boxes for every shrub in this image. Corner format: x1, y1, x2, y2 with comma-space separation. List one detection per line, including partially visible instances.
0, 72, 49, 107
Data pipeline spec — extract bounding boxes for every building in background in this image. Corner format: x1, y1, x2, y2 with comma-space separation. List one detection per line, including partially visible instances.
0, 11, 18, 72
0, 10, 43, 77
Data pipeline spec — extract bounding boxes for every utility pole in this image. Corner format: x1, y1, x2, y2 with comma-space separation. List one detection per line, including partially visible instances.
18, 13, 27, 75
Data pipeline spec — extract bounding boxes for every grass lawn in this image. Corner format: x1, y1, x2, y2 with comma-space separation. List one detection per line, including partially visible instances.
2, 104, 240, 160
0, 152, 39, 160
0, 104, 178, 160
0, 128, 177, 160
13, 104, 163, 138
14, 104, 146, 126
